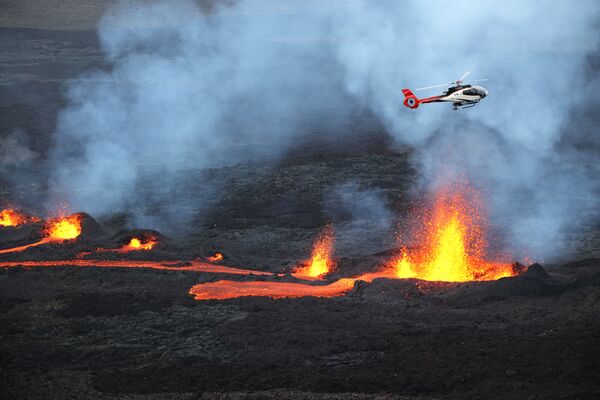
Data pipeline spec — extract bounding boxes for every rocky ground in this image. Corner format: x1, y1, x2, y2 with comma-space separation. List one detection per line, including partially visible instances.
1, 7, 600, 400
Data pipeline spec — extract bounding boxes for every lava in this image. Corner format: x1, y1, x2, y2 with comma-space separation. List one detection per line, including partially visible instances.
45, 215, 82, 240
207, 252, 224, 263
0, 209, 39, 227
189, 278, 357, 300
0, 259, 273, 275
293, 225, 334, 280
0, 214, 82, 254
122, 236, 157, 251
0, 238, 52, 254
188, 269, 398, 300
76, 236, 159, 258
392, 184, 515, 282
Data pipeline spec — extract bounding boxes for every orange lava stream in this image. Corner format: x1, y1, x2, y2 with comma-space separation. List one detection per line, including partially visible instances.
292, 225, 334, 280
0, 259, 273, 275
0, 238, 52, 254
189, 278, 357, 300
188, 269, 398, 300
392, 185, 515, 282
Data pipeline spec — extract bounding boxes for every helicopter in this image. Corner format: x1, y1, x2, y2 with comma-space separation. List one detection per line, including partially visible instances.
402, 71, 488, 110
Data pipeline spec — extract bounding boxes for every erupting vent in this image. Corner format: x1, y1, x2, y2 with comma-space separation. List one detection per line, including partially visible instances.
123, 236, 157, 251
45, 215, 82, 241
393, 185, 515, 282
293, 225, 334, 280
207, 252, 224, 262
0, 209, 38, 227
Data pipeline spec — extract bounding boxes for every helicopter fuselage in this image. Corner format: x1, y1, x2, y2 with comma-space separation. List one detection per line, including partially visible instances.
402, 84, 489, 110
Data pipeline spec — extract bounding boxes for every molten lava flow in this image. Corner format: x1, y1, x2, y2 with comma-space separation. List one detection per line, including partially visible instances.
207, 252, 224, 263
189, 278, 358, 300
293, 225, 334, 280
45, 215, 82, 240
0, 238, 52, 254
393, 185, 515, 282
188, 268, 404, 301
0, 259, 273, 276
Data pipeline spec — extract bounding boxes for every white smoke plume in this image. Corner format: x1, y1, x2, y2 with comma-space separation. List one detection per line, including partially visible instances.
324, 182, 395, 256
50, 0, 599, 259
331, 0, 599, 259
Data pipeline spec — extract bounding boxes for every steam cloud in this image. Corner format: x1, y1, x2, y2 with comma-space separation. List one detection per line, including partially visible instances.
50, 0, 599, 259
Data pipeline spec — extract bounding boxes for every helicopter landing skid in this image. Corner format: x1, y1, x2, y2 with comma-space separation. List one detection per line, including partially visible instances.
453, 101, 478, 110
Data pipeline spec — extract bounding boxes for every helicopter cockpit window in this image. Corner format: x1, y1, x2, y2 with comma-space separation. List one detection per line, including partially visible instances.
463, 89, 478, 96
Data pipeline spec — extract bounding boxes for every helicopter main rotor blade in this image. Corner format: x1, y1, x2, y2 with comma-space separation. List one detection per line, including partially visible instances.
415, 82, 453, 91
456, 70, 471, 83
468, 79, 489, 83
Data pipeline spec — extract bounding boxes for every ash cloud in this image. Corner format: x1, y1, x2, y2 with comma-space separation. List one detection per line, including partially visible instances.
49, 0, 599, 259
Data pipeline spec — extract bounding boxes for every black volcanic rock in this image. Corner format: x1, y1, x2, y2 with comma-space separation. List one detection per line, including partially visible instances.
521, 263, 551, 281
0, 222, 45, 248
75, 212, 107, 242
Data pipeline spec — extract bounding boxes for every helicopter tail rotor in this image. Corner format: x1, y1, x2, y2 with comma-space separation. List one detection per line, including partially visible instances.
402, 88, 420, 109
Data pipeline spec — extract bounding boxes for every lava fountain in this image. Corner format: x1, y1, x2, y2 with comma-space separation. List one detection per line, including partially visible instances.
45, 215, 82, 241
393, 184, 515, 282
0, 209, 39, 227
293, 225, 334, 280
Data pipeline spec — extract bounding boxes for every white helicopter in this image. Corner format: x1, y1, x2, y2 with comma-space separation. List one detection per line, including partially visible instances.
402, 71, 488, 110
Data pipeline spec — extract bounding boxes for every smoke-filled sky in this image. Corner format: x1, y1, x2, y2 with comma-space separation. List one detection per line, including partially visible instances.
48, 0, 599, 259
